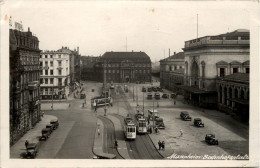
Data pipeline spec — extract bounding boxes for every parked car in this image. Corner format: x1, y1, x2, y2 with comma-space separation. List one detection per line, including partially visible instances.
142, 87, 146, 92
194, 118, 204, 127
205, 134, 219, 145
180, 111, 192, 121
147, 93, 153, 100
148, 109, 158, 121
157, 87, 163, 92
152, 87, 157, 92
80, 93, 86, 99
162, 93, 169, 99
154, 93, 160, 99
170, 93, 177, 99
46, 124, 54, 133
50, 119, 59, 130
147, 87, 152, 92
41, 128, 51, 140
155, 117, 165, 129
25, 143, 39, 159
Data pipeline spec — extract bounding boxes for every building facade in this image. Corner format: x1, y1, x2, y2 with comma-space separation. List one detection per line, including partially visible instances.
40, 49, 71, 100
160, 52, 185, 92
182, 29, 250, 108
10, 28, 41, 145
216, 73, 249, 121
94, 51, 152, 83
81, 56, 100, 81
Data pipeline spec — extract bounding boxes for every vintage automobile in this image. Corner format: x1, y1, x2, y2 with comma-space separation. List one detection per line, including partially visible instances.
170, 93, 177, 99
41, 128, 51, 140
80, 93, 86, 99
148, 109, 159, 121
194, 118, 204, 127
142, 87, 146, 92
147, 87, 152, 92
154, 93, 160, 99
180, 111, 192, 121
157, 87, 163, 92
25, 143, 39, 159
205, 134, 219, 145
155, 117, 165, 129
152, 87, 157, 92
147, 93, 153, 100
162, 93, 169, 99
46, 124, 54, 133
50, 119, 59, 130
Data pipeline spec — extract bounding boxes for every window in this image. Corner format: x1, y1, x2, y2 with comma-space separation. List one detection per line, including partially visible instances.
246, 68, 249, 73
49, 88, 53, 95
45, 88, 48, 95
58, 78, 62, 86
58, 61, 62, 66
40, 71, 43, 75
220, 68, 225, 77
50, 61, 53, 67
45, 78, 48, 84
40, 78, 43, 84
40, 55, 42, 58
45, 61, 48, 67
233, 68, 238, 74
40, 88, 43, 95
58, 55, 61, 58
58, 70, 62, 75
45, 70, 48, 75
50, 78, 53, 84
50, 55, 53, 58
45, 55, 48, 58
50, 70, 53, 75
40, 61, 43, 67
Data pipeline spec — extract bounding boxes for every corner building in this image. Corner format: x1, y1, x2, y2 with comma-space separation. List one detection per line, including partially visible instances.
182, 29, 249, 108
95, 51, 152, 83
10, 28, 41, 145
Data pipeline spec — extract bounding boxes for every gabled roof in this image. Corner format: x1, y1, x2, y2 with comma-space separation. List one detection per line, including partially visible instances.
243, 60, 249, 65
160, 52, 184, 62
222, 73, 249, 82
216, 60, 228, 65
230, 61, 242, 65
101, 51, 151, 63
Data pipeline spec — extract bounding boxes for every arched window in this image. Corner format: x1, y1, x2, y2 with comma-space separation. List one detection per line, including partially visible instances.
191, 61, 199, 78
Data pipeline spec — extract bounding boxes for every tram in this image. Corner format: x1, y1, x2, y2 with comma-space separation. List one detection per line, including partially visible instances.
124, 116, 136, 140
91, 96, 112, 107
135, 114, 148, 134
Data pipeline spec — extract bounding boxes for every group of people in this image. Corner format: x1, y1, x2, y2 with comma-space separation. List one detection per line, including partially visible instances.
158, 140, 165, 150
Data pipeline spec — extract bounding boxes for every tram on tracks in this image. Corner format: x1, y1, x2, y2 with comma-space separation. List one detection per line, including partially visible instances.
124, 116, 136, 140
91, 96, 112, 107
135, 113, 148, 134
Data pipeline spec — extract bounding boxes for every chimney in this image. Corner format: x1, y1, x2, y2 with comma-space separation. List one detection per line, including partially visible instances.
174, 52, 176, 55
169, 49, 170, 57
77, 46, 79, 54
28, 27, 30, 32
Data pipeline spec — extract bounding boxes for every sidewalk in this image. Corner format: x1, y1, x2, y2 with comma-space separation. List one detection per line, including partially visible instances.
10, 115, 57, 158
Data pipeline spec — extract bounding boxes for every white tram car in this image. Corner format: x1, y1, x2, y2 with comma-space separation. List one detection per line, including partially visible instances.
135, 114, 148, 134
124, 116, 136, 140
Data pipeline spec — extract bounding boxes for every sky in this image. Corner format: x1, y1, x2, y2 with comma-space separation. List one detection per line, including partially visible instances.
8, 1, 252, 62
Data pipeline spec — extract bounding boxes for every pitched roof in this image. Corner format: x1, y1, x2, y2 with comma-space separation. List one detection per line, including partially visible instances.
160, 52, 184, 62
216, 60, 228, 65
222, 73, 249, 82
230, 61, 242, 65
101, 51, 151, 63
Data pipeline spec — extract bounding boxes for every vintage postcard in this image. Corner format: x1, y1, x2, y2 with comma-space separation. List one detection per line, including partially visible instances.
0, 0, 259, 167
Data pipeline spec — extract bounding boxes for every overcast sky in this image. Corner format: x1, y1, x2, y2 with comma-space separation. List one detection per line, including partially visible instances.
9, 1, 252, 62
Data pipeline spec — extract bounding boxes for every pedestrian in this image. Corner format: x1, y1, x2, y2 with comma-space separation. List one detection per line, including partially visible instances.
98, 128, 100, 136
115, 140, 118, 148
158, 140, 161, 150
155, 127, 158, 134
174, 100, 176, 105
148, 118, 150, 125
25, 140, 29, 149
180, 129, 183, 137
94, 106, 97, 113
162, 141, 165, 150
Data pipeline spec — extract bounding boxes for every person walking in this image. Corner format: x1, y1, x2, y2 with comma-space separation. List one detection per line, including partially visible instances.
115, 139, 118, 148
158, 140, 161, 150
25, 140, 29, 149
180, 129, 183, 137
162, 141, 165, 150
98, 128, 100, 136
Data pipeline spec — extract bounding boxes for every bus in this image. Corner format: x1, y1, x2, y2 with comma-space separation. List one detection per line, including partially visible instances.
124, 116, 136, 140
135, 114, 148, 134
91, 96, 112, 107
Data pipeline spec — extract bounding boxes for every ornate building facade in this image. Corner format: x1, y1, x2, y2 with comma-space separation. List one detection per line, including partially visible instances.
10, 28, 41, 145
94, 51, 152, 83
182, 29, 250, 108
160, 52, 185, 93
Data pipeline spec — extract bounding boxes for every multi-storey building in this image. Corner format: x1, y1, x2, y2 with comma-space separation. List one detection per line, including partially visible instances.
81, 56, 100, 81
160, 52, 185, 92
10, 27, 41, 145
94, 51, 152, 83
40, 48, 71, 100
181, 29, 249, 108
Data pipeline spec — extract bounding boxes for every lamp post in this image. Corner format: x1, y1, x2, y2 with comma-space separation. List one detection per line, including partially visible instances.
153, 97, 155, 130
142, 91, 144, 115
133, 85, 135, 102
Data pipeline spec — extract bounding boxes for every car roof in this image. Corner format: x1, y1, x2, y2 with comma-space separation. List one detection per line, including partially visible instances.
50, 119, 58, 122
46, 124, 53, 126
194, 118, 201, 120
181, 111, 189, 114
42, 128, 50, 131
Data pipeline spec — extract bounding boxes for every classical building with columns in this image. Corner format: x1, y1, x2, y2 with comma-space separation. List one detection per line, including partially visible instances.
181, 29, 250, 108
216, 73, 249, 121
160, 52, 185, 93
94, 51, 152, 83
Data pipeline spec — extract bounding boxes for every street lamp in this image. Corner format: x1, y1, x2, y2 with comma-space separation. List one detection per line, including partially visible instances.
142, 91, 144, 115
